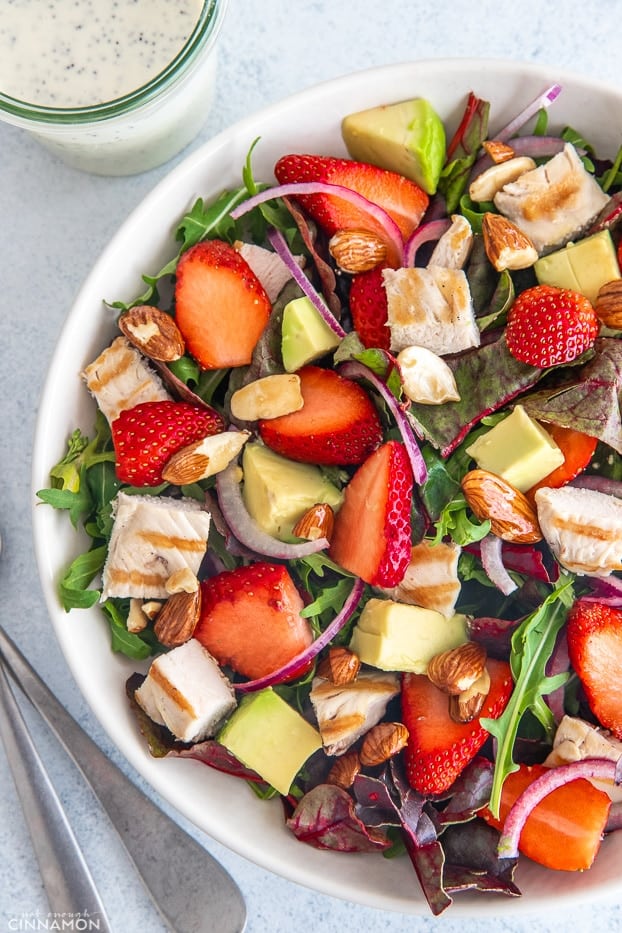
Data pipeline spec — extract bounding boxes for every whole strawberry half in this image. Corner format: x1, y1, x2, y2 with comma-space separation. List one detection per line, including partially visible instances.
274, 153, 429, 265
194, 562, 313, 680
112, 399, 224, 486
567, 599, 622, 739
505, 284, 599, 367
258, 365, 383, 465
402, 658, 513, 797
349, 265, 390, 350
329, 440, 413, 587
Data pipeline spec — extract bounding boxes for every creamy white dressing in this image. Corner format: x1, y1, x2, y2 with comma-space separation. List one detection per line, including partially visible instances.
0, 0, 205, 107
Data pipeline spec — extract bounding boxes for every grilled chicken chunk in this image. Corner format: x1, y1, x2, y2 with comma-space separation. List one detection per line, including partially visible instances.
82, 335, 170, 424
384, 266, 480, 356
535, 485, 622, 576
102, 492, 211, 599
382, 539, 462, 618
544, 714, 622, 802
493, 143, 609, 255
135, 639, 236, 743
309, 670, 400, 755
427, 214, 474, 270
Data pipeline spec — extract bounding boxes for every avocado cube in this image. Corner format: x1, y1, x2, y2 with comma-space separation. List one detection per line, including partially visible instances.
242, 442, 343, 540
281, 296, 341, 373
465, 405, 564, 492
342, 98, 446, 194
349, 598, 468, 673
534, 229, 620, 305
218, 688, 322, 795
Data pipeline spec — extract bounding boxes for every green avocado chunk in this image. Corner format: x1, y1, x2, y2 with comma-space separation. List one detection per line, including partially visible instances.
217, 688, 322, 795
341, 97, 446, 195
534, 229, 621, 305
281, 296, 341, 373
242, 442, 343, 540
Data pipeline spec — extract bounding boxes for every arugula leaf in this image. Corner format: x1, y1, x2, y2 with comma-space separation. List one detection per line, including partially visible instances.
600, 143, 622, 192
482, 575, 575, 817
101, 600, 156, 660
431, 495, 491, 547
57, 544, 107, 610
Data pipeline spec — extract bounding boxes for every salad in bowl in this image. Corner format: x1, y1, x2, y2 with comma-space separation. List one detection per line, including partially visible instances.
34, 60, 622, 916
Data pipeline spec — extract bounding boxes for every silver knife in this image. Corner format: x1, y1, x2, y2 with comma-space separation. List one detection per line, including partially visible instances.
0, 624, 247, 933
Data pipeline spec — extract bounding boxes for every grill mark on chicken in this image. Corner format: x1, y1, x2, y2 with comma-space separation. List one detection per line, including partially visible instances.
521, 172, 582, 221
137, 530, 207, 552
149, 664, 197, 716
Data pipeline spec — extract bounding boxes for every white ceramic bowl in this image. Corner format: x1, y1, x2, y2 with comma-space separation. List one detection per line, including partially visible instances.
32, 59, 622, 916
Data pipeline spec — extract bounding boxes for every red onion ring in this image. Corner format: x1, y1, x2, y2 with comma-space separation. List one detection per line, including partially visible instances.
495, 84, 562, 143
403, 218, 452, 267
266, 227, 345, 338
498, 758, 618, 858
230, 181, 405, 266
235, 576, 365, 693
570, 475, 622, 498
215, 459, 329, 559
337, 360, 428, 485
479, 534, 518, 595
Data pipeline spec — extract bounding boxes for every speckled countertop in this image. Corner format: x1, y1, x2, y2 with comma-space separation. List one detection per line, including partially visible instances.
1, 1, 622, 930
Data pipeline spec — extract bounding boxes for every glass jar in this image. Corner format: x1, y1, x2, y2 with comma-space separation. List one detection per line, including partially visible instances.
0, 0, 228, 175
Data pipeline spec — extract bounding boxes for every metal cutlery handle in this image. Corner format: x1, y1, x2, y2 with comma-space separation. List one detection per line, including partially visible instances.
0, 626, 246, 933
0, 662, 112, 929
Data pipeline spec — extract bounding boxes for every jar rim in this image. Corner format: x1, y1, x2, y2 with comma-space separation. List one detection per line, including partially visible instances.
0, 0, 226, 125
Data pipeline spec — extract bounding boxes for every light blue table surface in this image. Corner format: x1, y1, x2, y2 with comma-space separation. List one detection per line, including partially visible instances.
2, 1, 622, 930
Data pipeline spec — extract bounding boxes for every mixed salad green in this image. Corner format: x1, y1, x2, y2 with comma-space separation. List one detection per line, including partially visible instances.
38, 84, 622, 914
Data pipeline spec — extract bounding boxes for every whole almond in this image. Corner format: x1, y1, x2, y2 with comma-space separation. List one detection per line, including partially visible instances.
326, 749, 361, 788
461, 469, 542, 543
594, 279, 622, 329
328, 229, 387, 274
162, 430, 250, 485
154, 589, 201, 648
427, 642, 487, 695
482, 212, 538, 272
292, 502, 335, 542
359, 722, 409, 767
316, 645, 360, 685
449, 667, 491, 723
482, 139, 516, 164
118, 305, 185, 361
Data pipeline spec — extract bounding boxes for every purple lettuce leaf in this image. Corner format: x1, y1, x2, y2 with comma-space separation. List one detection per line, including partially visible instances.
168, 739, 270, 786
467, 615, 522, 658
435, 757, 494, 826
407, 334, 542, 456
521, 337, 622, 453
441, 821, 519, 897
465, 541, 558, 583
286, 783, 391, 852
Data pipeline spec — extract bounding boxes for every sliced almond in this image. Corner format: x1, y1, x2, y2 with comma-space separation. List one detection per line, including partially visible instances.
462, 469, 542, 543
230, 374, 304, 422
482, 213, 538, 271
482, 139, 516, 164
154, 589, 201, 648
162, 430, 250, 485
359, 722, 409, 767
118, 305, 185, 361
328, 229, 387, 273
469, 155, 536, 203
427, 642, 487, 695
292, 502, 335, 542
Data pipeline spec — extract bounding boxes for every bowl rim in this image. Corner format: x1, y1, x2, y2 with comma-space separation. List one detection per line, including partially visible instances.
31, 57, 622, 917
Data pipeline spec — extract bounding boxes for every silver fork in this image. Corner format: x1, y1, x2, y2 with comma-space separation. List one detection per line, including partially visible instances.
0, 587, 247, 932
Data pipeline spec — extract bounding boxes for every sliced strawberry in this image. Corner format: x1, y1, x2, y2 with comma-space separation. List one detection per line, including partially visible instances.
482, 762, 610, 871
349, 265, 390, 350
505, 284, 599, 368
329, 440, 412, 587
274, 154, 429, 264
194, 562, 313, 680
402, 658, 513, 797
174, 239, 272, 369
258, 365, 382, 465
527, 423, 598, 497
567, 599, 622, 738
111, 399, 224, 486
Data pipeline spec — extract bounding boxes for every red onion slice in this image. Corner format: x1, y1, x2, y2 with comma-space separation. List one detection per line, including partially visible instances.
404, 218, 452, 267
215, 459, 329, 559
479, 534, 518, 595
266, 227, 345, 338
498, 758, 618, 858
337, 360, 427, 485
230, 181, 405, 266
235, 576, 365, 693
495, 84, 562, 142
570, 475, 622, 498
